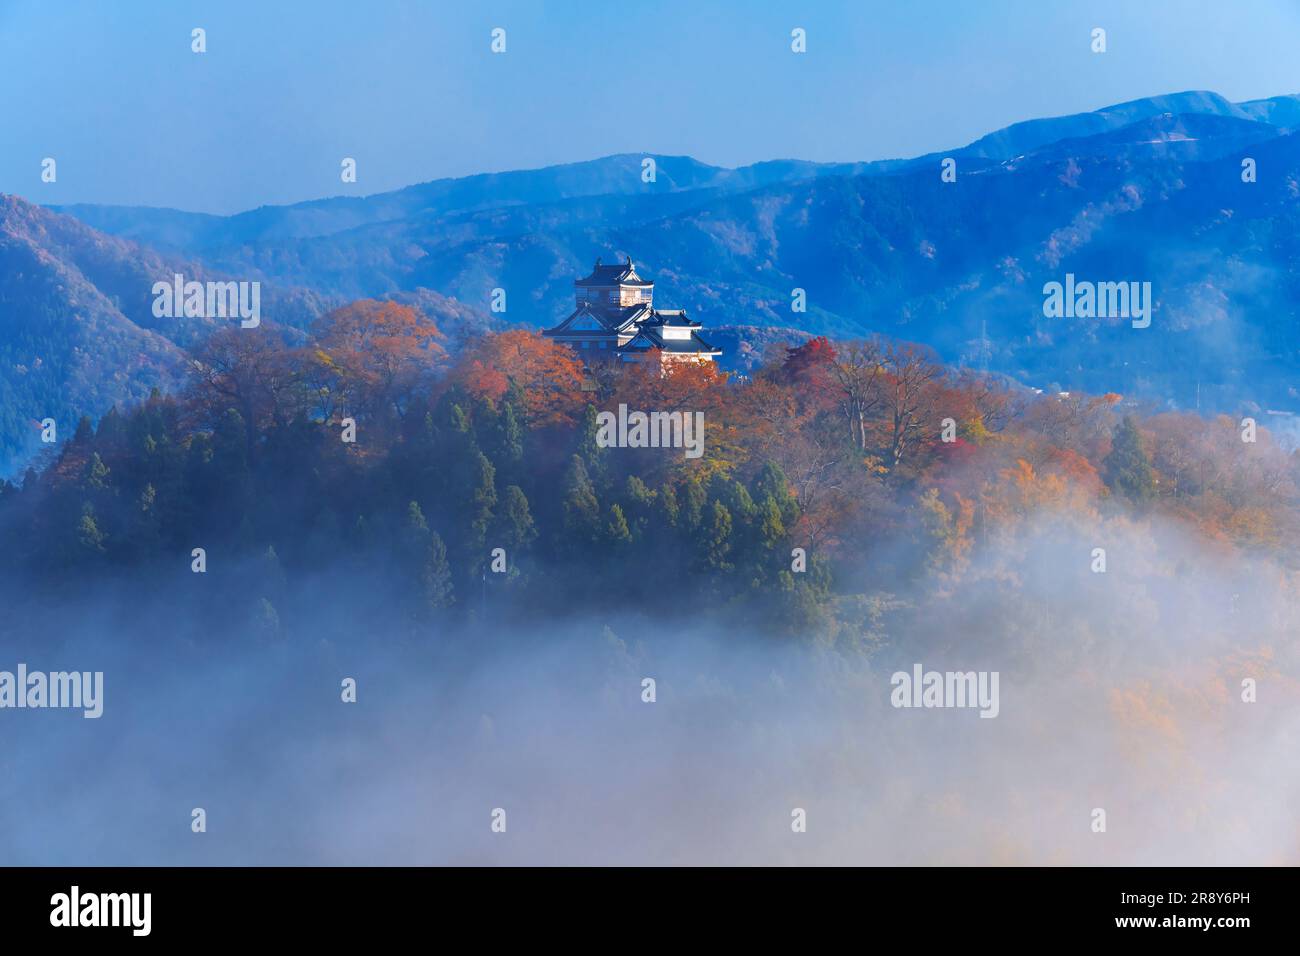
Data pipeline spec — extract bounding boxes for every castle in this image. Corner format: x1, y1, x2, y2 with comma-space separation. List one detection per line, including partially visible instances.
542, 257, 721, 366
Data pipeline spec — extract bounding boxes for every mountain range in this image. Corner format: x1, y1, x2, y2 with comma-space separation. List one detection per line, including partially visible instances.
3, 89, 1300, 474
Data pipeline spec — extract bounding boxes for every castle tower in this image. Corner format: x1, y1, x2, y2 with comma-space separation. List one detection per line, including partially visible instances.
542, 255, 720, 366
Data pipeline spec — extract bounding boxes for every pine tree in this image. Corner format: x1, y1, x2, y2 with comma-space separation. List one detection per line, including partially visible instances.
76, 505, 107, 555
702, 500, 733, 572
466, 450, 497, 548
753, 461, 799, 528
715, 477, 755, 520
605, 503, 632, 549
401, 500, 430, 557
757, 495, 786, 552
212, 408, 251, 514
574, 403, 608, 484
96, 405, 125, 448
622, 475, 656, 540
492, 401, 525, 484
73, 415, 94, 444
658, 482, 679, 529
496, 485, 537, 552
421, 530, 455, 611
83, 452, 111, 491
681, 477, 707, 533
561, 455, 601, 550
1102, 415, 1156, 504
132, 483, 162, 556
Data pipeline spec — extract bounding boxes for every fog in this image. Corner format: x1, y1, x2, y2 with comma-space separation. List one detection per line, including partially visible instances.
1, 503, 1296, 866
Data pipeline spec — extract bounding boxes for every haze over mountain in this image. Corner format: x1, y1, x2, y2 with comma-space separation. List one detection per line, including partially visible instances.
5, 89, 1300, 474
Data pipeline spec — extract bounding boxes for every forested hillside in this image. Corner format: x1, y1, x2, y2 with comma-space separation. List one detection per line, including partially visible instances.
2, 303, 1294, 644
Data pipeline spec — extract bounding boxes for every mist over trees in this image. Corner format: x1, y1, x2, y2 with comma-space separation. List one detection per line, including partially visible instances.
2, 300, 1299, 868
1, 302, 1296, 645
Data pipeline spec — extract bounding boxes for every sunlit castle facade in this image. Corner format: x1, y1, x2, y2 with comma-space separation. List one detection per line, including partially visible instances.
542, 256, 721, 366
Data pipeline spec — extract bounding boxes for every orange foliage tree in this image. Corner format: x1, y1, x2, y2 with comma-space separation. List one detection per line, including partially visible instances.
311, 300, 447, 422
452, 329, 586, 428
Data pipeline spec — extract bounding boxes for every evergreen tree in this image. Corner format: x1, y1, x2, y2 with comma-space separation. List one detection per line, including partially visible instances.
131, 482, 162, 557
76, 504, 107, 555
574, 403, 608, 484
605, 503, 632, 549
1102, 416, 1156, 504
491, 401, 525, 485
420, 530, 455, 612
83, 452, 111, 491
658, 482, 679, 529
561, 455, 601, 551
495, 485, 538, 552
96, 405, 125, 448
756, 495, 787, 553
701, 500, 733, 572
774, 554, 834, 636
401, 500, 430, 556
753, 461, 799, 528
73, 415, 94, 444
212, 408, 251, 508
681, 476, 708, 534
622, 475, 656, 540
465, 449, 497, 549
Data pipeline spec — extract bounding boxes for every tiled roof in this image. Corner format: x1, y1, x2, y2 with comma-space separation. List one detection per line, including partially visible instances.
543, 302, 649, 336
618, 327, 721, 355
640, 309, 701, 329
545, 257, 719, 359
574, 256, 654, 288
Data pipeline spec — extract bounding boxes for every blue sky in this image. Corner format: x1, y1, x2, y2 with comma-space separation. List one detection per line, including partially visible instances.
4, 0, 1299, 213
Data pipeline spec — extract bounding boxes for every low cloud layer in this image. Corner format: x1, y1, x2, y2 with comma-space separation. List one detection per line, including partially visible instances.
2, 502, 1295, 867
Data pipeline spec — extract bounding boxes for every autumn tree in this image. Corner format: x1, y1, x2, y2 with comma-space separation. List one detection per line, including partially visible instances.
189, 327, 301, 456
778, 335, 838, 397
312, 300, 446, 423
879, 341, 944, 472
827, 338, 884, 451
454, 330, 585, 428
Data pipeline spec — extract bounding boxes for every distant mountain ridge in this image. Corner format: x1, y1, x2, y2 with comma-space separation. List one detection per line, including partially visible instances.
0, 197, 482, 474
6, 88, 1300, 474
958, 90, 1300, 159
51, 155, 880, 253
52, 90, 1300, 251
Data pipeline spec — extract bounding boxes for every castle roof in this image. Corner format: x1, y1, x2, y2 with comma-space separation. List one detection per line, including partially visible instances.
574, 256, 653, 288
543, 302, 650, 336
619, 325, 721, 355
640, 309, 701, 329
543, 256, 721, 360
